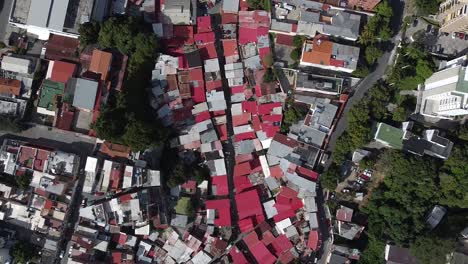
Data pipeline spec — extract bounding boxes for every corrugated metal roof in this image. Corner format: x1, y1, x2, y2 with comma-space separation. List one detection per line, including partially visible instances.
70, 78, 98, 111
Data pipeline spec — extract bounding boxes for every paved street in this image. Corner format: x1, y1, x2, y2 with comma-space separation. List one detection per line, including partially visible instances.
325, 0, 406, 154
0, 124, 97, 155
0, 0, 13, 44
212, 13, 240, 241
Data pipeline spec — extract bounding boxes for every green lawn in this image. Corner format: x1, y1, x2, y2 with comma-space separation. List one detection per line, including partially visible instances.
175, 197, 192, 216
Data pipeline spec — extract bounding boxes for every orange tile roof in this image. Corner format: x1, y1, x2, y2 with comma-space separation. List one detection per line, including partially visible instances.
89, 50, 112, 81
301, 37, 333, 66
0, 77, 21, 96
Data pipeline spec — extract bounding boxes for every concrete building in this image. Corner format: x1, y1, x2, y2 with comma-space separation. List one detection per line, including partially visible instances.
438, 0, 468, 33
161, 0, 192, 25
300, 35, 359, 73
417, 56, 468, 119
8, 0, 96, 40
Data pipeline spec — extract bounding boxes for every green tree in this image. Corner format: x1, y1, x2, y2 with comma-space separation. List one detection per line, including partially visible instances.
457, 123, 468, 141
415, 59, 434, 80
332, 132, 353, 165
92, 108, 127, 141
348, 101, 372, 148
360, 236, 385, 264
168, 163, 188, 188
375, 0, 393, 19
290, 48, 301, 61
78, 21, 100, 47
415, 0, 440, 15
365, 45, 383, 65
438, 146, 468, 208
363, 151, 439, 244
352, 65, 370, 78
392, 106, 409, 122
263, 68, 275, 82
121, 115, 167, 151
293, 35, 306, 48
320, 163, 341, 190
10, 241, 35, 264
263, 52, 274, 67
359, 156, 376, 170
193, 165, 210, 184
16, 172, 32, 189
410, 236, 456, 264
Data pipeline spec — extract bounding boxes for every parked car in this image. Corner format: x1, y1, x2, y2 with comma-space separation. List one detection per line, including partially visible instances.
426, 24, 432, 32
452, 32, 457, 39
459, 32, 465, 39
356, 178, 365, 185
412, 18, 418, 27
465, 34, 468, 40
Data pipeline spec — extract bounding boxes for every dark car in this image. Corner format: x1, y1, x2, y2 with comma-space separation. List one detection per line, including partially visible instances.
426, 24, 432, 32
412, 18, 418, 27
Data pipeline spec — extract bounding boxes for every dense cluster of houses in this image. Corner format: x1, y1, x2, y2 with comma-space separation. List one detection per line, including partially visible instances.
0, 139, 80, 261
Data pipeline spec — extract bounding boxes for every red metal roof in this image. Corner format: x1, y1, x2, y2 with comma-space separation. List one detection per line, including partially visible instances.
206, 199, 231, 226
239, 217, 255, 233
189, 68, 204, 81
276, 34, 294, 46
230, 247, 248, 264
195, 111, 211, 122
252, 114, 262, 131
111, 252, 122, 264
223, 39, 239, 57
251, 242, 276, 264
269, 166, 283, 179
296, 166, 319, 181
233, 113, 251, 127
194, 32, 215, 45
206, 80, 223, 91
191, 83, 206, 103
239, 27, 258, 45
262, 114, 283, 123
307, 230, 319, 251
173, 25, 194, 44
212, 175, 229, 196
197, 16, 212, 33
234, 162, 251, 177
234, 176, 253, 194
199, 43, 218, 60
50, 61, 76, 83
231, 85, 244, 94
258, 102, 281, 115
217, 124, 228, 141
235, 189, 263, 220
242, 101, 258, 114
235, 131, 256, 142
181, 180, 197, 190
235, 153, 254, 164
271, 235, 293, 255
113, 233, 127, 245
222, 13, 238, 24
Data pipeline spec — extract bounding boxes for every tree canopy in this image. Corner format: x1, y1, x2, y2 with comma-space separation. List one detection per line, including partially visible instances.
438, 145, 468, 208
10, 241, 35, 264
362, 151, 439, 244
410, 236, 456, 264
415, 0, 440, 15
78, 21, 100, 47
89, 16, 168, 151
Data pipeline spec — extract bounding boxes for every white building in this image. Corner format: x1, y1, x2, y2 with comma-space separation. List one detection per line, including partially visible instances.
417, 56, 468, 119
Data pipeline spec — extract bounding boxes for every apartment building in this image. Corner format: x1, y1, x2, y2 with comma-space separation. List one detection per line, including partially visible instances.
438, 0, 468, 33
417, 56, 468, 119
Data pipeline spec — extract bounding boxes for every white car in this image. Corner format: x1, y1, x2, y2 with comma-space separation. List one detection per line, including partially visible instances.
452, 32, 457, 39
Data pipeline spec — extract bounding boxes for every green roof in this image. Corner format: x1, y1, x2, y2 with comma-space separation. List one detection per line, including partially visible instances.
175, 197, 192, 216
375, 123, 404, 149
456, 67, 468, 93
38, 80, 65, 111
